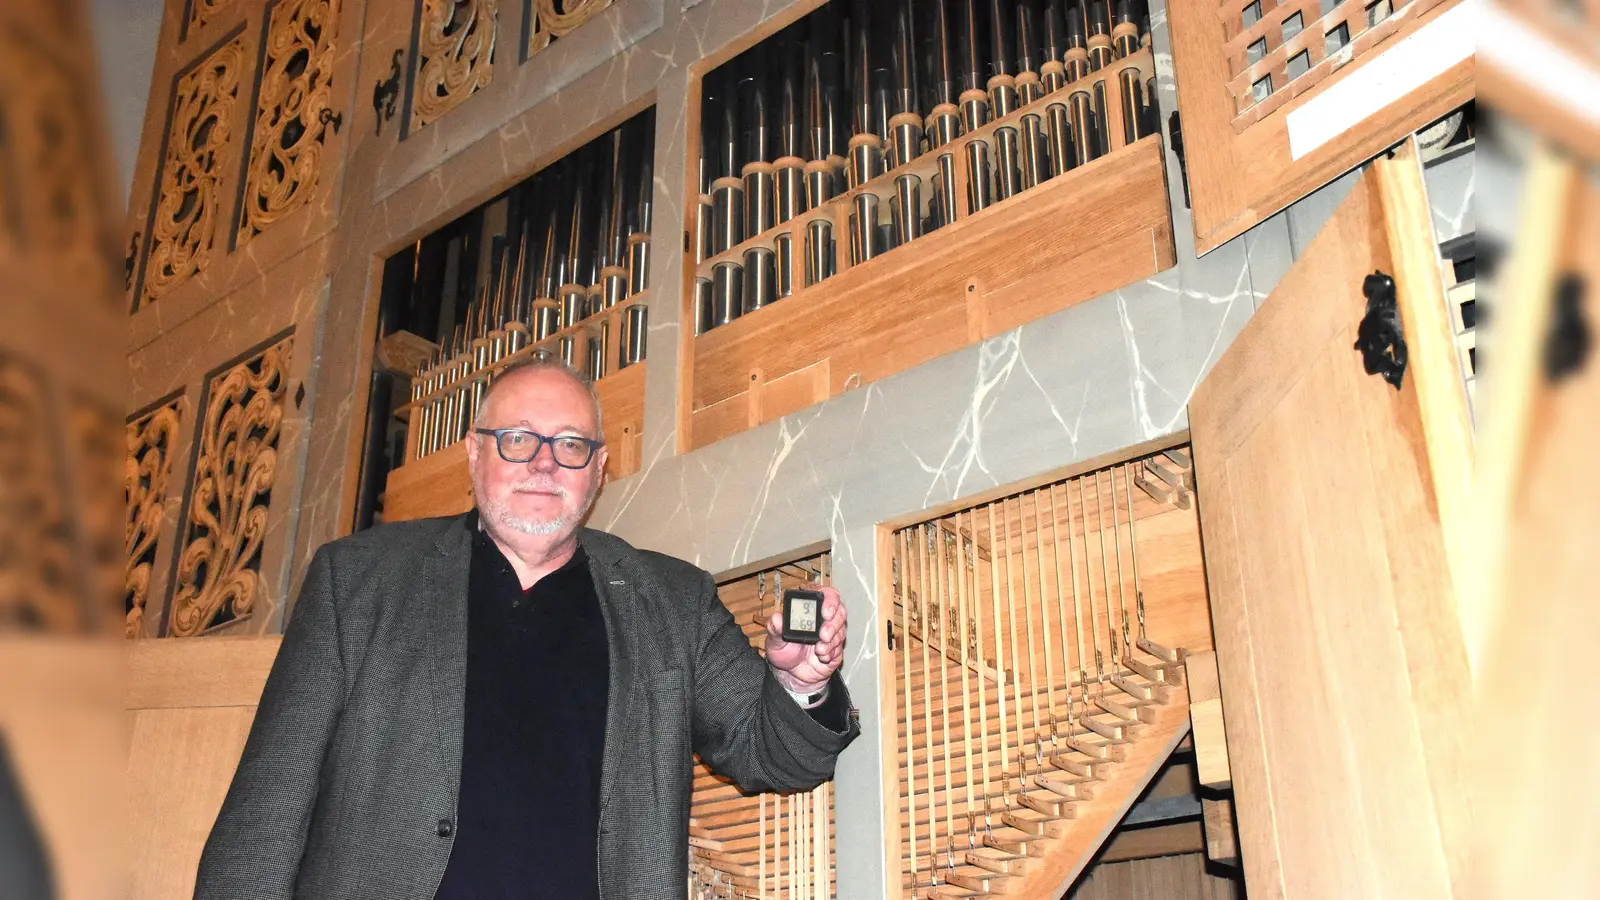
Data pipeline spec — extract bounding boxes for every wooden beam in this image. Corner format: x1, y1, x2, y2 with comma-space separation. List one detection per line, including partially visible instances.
1184, 651, 1231, 789
1203, 797, 1240, 868
1097, 821, 1206, 863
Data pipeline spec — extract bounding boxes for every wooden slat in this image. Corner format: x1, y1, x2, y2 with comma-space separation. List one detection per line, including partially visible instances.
1170, 0, 1474, 253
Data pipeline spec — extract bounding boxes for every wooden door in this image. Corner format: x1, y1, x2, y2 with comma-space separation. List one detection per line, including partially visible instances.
1187, 144, 1471, 898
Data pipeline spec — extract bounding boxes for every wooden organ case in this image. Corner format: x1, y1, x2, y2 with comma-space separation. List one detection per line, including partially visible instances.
871, 136, 1472, 899
690, 551, 839, 899
884, 451, 1207, 898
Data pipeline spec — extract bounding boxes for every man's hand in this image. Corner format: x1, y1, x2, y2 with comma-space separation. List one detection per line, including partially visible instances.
765, 587, 847, 694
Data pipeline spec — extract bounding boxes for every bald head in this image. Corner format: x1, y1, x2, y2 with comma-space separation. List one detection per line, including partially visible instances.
475, 355, 604, 443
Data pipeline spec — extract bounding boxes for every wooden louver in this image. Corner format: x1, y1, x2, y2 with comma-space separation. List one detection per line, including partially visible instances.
888, 452, 1213, 898
689, 551, 837, 899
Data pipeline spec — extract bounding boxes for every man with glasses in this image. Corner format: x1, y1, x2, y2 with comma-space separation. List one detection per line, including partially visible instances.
195, 356, 857, 900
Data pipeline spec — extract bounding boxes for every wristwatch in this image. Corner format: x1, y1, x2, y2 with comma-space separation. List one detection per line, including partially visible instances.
784, 683, 830, 709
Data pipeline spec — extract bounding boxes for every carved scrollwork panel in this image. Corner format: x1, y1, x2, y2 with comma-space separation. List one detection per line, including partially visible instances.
526, 0, 613, 57
236, 0, 341, 246
125, 397, 185, 638
139, 35, 247, 310
0, 25, 104, 278
168, 336, 292, 637
410, 0, 498, 131
0, 354, 80, 632
184, 0, 239, 41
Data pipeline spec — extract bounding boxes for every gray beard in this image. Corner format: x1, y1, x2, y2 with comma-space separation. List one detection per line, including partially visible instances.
482, 482, 598, 537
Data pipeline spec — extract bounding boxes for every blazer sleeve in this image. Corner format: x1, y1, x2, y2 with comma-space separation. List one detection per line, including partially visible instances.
687, 569, 859, 793
194, 545, 346, 899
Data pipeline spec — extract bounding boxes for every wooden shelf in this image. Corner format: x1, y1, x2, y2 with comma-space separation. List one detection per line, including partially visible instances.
685, 134, 1174, 451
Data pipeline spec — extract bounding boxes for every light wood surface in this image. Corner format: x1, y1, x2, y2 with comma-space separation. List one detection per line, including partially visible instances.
0, 638, 124, 900
1183, 650, 1231, 789
1371, 140, 1474, 656
1203, 797, 1240, 867
125, 637, 279, 900
1169, 0, 1473, 253
1476, 151, 1600, 898
1189, 163, 1471, 898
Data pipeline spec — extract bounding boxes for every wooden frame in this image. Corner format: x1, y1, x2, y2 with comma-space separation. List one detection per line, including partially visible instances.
680, 45, 1174, 452
876, 442, 1209, 898
1169, 0, 1474, 253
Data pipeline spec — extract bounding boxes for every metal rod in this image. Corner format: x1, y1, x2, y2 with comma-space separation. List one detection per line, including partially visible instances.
851, 191, 880, 263
712, 261, 742, 326
626, 233, 650, 294
893, 171, 923, 246
1077, 475, 1105, 691
711, 177, 745, 254
1050, 481, 1085, 725
774, 158, 807, 224
743, 162, 776, 237
559, 285, 587, 328
804, 217, 834, 286
847, 133, 883, 188
964, 511, 995, 826
1020, 109, 1049, 188
774, 232, 795, 299
894, 529, 918, 889
1013, 496, 1044, 748
742, 246, 777, 313
621, 303, 647, 367
994, 124, 1023, 200
1109, 464, 1133, 659
1032, 490, 1060, 735
965, 140, 993, 212
693, 277, 714, 335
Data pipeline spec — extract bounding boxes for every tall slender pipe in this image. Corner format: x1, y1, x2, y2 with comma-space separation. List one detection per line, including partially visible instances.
1041, 0, 1068, 92
1113, 0, 1147, 145
846, 0, 884, 190
774, 24, 808, 225
625, 109, 654, 293
1064, 0, 1097, 167
988, 0, 1023, 199
1086, 0, 1114, 158
923, 0, 962, 230
889, 0, 925, 247
710, 65, 746, 255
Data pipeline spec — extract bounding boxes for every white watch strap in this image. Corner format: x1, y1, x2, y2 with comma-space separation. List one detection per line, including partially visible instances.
784, 683, 830, 709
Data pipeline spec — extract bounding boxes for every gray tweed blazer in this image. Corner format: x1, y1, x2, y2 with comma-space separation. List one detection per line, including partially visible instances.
194, 513, 858, 899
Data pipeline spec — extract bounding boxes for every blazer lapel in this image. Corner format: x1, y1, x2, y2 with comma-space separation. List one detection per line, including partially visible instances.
424, 516, 473, 803
580, 529, 640, 820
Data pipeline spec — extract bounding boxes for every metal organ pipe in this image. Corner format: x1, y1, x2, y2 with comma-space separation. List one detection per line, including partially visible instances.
1113, 0, 1149, 145
1086, 0, 1114, 159
889, 0, 924, 248
1064, 0, 1098, 168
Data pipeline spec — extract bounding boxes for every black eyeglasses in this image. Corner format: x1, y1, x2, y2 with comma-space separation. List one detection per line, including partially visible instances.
473, 428, 602, 468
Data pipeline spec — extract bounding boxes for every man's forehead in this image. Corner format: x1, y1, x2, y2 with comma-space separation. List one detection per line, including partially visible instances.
484, 369, 598, 427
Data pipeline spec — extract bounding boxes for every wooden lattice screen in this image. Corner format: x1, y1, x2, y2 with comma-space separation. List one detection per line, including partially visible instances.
689, 551, 837, 899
